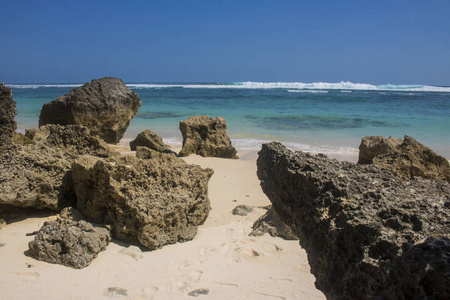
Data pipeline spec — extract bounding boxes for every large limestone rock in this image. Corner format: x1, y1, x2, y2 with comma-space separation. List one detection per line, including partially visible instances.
357, 136, 402, 164
129, 129, 171, 152
358, 135, 450, 183
39, 77, 141, 144
178, 115, 238, 158
0, 83, 17, 147
0, 125, 117, 220
28, 218, 111, 269
257, 142, 450, 299
71, 153, 213, 250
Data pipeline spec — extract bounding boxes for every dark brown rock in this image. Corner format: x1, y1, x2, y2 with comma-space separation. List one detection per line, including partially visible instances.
0, 125, 117, 220
39, 77, 142, 144
257, 142, 450, 300
28, 218, 111, 269
178, 115, 238, 158
129, 129, 171, 152
358, 135, 450, 183
71, 154, 213, 250
0, 83, 17, 147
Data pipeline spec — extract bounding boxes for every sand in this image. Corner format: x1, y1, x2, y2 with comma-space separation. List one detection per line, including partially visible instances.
0, 145, 329, 300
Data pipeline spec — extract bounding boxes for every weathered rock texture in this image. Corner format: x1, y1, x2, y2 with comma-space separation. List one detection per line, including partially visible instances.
71, 154, 213, 250
257, 142, 450, 300
250, 207, 299, 240
129, 129, 171, 152
39, 77, 141, 144
28, 218, 111, 269
0, 83, 17, 147
358, 135, 450, 183
0, 125, 116, 220
178, 115, 238, 158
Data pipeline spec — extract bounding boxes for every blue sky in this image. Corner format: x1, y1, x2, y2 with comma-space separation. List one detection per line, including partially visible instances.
1, 0, 449, 85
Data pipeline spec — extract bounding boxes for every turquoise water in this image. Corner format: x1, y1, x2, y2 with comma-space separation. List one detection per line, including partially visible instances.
8, 82, 450, 159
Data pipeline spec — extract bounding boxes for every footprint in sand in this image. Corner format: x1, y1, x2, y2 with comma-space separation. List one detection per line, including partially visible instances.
171, 270, 204, 291
139, 286, 158, 299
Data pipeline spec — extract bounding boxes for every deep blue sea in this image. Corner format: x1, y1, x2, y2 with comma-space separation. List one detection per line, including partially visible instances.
7, 81, 450, 159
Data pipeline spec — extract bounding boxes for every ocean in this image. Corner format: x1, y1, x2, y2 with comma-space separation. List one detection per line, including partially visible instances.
7, 81, 450, 160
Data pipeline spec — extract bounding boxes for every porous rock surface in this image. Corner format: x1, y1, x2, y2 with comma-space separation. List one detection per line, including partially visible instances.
250, 207, 299, 240
0, 83, 17, 147
129, 129, 171, 152
358, 135, 450, 183
0, 125, 116, 219
178, 115, 238, 158
28, 218, 111, 269
39, 77, 141, 144
71, 153, 213, 250
257, 142, 450, 300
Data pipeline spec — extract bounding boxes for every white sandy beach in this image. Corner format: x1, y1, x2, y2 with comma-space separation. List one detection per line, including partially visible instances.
0, 144, 332, 300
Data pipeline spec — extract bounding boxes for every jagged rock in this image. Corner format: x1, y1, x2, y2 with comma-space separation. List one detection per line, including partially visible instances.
178, 115, 238, 158
358, 136, 402, 164
12, 132, 33, 145
188, 288, 210, 297
368, 135, 450, 183
257, 142, 450, 300
0, 83, 17, 147
39, 77, 142, 144
232, 205, 254, 216
0, 218, 6, 230
71, 154, 213, 250
28, 218, 111, 269
59, 207, 85, 221
119, 245, 143, 260
250, 207, 299, 240
0, 125, 117, 220
130, 129, 171, 152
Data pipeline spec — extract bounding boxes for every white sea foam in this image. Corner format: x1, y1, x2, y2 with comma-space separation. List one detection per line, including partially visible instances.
7, 81, 450, 93
287, 89, 329, 93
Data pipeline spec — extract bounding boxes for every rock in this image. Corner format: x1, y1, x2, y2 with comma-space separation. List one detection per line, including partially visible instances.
59, 207, 85, 221
39, 77, 142, 144
105, 287, 128, 297
188, 288, 209, 297
28, 218, 111, 269
71, 154, 213, 250
232, 205, 254, 216
250, 207, 299, 240
0, 242, 5, 247
0, 125, 117, 220
12, 132, 33, 145
0, 83, 17, 147
358, 136, 402, 164
0, 218, 6, 230
130, 129, 171, 152
257, 142, 450, 299
119, 245, 143, 260
178, 115, 238, 158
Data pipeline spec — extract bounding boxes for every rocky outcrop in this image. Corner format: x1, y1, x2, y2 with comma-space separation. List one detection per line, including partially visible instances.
257, 142, 450, 299
250, 207, 299, 240
39, 77, 141, 144
28, 218, 111, 269
71, 154, 213, 250
178, 115, 238, 158
129, 129, 171, 152
0, 83, 17, 147
0, 125, 116, 220
357, 136, 402, 164
358, 135, 450, 183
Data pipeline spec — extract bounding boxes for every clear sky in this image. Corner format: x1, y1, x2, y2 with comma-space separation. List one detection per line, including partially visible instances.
1, 0, 449, 85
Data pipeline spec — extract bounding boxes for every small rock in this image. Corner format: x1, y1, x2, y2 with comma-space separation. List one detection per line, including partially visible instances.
232, 205, 254, 216
130, 130, 171, 152
105, 287, 128, 297
188, 288, 209, 297
119, 245, 144, 260
0, 218, 6, 230
26, 231, 39, 236
0, 242, 5, 247
59, 207, 85, 221
250, 207, 299, 240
